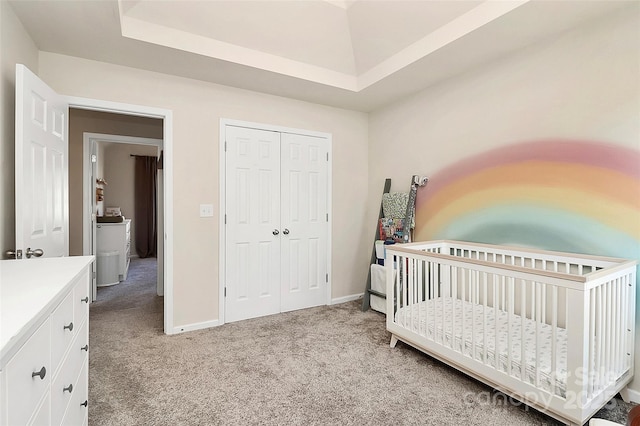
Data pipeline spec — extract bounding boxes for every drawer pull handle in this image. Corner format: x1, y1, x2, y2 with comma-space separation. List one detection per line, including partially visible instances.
63, 384, 73, 393
32, 366, 46, 380
64, 322, 74, 332
81, 400, 88, 408
81, 344, 89, 351
81, 296, 89, 303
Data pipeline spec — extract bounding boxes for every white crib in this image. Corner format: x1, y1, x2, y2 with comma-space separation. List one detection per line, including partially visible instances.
385, 240, 638, 426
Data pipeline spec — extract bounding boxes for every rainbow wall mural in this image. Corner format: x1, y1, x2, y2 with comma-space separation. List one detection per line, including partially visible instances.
414, 140, 640, 262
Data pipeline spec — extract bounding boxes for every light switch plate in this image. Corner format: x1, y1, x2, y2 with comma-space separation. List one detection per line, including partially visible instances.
199, 204, 214, 217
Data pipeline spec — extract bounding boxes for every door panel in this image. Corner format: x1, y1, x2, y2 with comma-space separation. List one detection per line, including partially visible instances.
15, 64, 69, 258
225, 126, 281, 323
280, 133, 328, 312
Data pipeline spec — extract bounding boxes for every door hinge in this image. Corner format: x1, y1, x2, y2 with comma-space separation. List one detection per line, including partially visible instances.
326, 273, 328, 283
326, 152, 329, 161
225, 214, 227, 224
224, 141, 227, 152
91, 154, 97, 163
326, 213, 328, 222
93, 271, 97, 279
224, 287, 227, 297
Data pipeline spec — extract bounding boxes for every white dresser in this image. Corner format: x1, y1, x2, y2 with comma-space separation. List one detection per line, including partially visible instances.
0, 256, 94, 426
97, 219, 131, 281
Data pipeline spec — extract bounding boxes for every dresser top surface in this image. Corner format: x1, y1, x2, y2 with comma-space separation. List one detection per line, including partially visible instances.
97, 218, 131, 227
0, 256, 94, 364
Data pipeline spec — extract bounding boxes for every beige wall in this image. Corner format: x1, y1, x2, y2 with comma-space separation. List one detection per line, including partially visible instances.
0, 1, 38, 254
368, 7, 639, 203
40, 53, 370, 327
68, 109, 163, 255
103, 142, 159, 257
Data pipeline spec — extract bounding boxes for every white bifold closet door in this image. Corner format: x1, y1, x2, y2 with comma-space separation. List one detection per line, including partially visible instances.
225, 125, 328, 323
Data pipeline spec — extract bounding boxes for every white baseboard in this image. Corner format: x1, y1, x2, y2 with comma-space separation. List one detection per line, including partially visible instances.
620, 386, 640, 403
331, 293, 363, 305
169, 319, 220, 334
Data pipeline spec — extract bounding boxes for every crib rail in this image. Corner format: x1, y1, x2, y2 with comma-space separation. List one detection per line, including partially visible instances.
386, 241, 637, 425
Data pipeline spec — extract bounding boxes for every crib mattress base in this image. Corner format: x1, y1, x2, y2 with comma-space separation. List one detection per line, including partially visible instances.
394, 297, 568, 397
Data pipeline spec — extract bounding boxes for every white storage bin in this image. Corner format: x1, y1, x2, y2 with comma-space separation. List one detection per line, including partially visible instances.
370, 263, 386, 314
97, 251, 119, 287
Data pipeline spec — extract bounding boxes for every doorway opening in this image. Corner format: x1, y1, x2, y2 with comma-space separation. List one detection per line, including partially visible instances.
69, 107, 172, 334
82, 134, 164, 306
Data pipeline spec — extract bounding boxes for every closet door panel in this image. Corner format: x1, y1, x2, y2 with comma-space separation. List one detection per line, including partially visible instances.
225, 126, 281, 322
280, 133, 328, 312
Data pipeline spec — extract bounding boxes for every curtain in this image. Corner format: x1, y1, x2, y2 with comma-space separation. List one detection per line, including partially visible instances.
134, 156, 158, 258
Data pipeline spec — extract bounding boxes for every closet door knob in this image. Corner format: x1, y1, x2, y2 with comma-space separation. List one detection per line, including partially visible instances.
81, 345, 89, 351
272, 229, 279, 235
32, 366, 46, 380
81, 296, 89, 303
63, 384, 73, 393
64, 322, 74, 332
81, 400, 88, 408
25, 248, 43, 258
283, 229, 290, 235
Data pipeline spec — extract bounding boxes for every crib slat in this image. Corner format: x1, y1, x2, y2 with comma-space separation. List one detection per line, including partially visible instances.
428, 260, 433, 339
535, 282, 540, 388
597, 285, 604, 391
395, 255, 401, 313
436, 262, 441, 343
440, 264, 445, 345
507, 276, 513, 377
626, 274, 633, 370
619, 276, 624, 375
521, 280, 526, 382
398, 256, 407, 307
418, 260, 423, 337
615, 277, 621, 376
452, 266, 457, 351
409, 258, 415, 332
472, 269, 477, 361
462, 268, 467, 356
602, 282, 611, 386
589, 287, 596, 397
606, 280, 612, 383
494, 274, 499, 370
551, 286, 557, 396
501, 274, 506, 317
483, 272, 487, 363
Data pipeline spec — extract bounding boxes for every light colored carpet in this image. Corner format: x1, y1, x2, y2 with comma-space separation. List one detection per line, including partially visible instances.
89, 258, 634, 425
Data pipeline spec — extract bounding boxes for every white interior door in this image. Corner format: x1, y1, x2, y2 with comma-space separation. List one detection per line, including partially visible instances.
280, 133, 328, 312
225, 126, 281, 323
14, 64, 69, 259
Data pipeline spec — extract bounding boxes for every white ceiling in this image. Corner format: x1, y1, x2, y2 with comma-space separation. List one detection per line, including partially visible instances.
8, 0, 633, 112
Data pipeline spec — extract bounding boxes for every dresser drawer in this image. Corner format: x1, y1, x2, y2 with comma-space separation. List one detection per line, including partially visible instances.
27, 392, 49, 426
51, 291, 74, 374
51, 319, 88, 426
5, 318, 51, 426
73, 270, 90, 329
60, 360, 88, 426
0, 369, 6, 425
